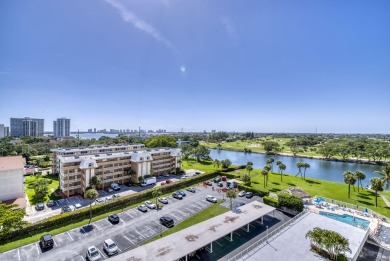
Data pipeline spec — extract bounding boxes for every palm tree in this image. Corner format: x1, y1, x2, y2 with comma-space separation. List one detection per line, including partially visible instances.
90, 176, 101, 190
246, 164, 253, 175
85, 189, 99, 225
124, 167, 135, 183
375, 166, 390, 189
276, 160, 282, 167
302, 163, 310, 180
354, 170, 366, 192
261, 169, 268, 188
264, 165, 271, 186
278, 163, 286, 181
242, 173, 251, 185
213, 159, 221, 169
295, 162, 304, 178
266, 157, 275, 172
343, 171, 356, 199
226, 189, 237, 210
152, 189, 162, 209
371, 178, 384, 207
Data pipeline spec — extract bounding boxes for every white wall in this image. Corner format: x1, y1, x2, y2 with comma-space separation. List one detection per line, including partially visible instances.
0, 169, 24, 201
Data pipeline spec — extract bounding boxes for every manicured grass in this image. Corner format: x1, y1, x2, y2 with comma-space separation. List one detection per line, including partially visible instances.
24, 175, 62, 205
143, 201, 228, 244
181, 159, 218, 173
237, 168, 390, 217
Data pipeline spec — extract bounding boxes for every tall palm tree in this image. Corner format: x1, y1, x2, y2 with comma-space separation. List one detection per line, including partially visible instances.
295, 162, 304, 178
152, 189, 162, 209
85, 189, 99, 225
276, 160, 282, 166
266, 157, 275, 172
90, 176, 101, 190
278, 163, 286, 181
343, 171, 356, 199
124, 167, 135, 183
354, 170, 366, 192
375, 166, 390, 189
213, 159, 221, 169
302, 163, 310, 180
246, 164, 253, 175
226, 189, 237, 210
371, 178, 384, 207
261, 169, 268, 188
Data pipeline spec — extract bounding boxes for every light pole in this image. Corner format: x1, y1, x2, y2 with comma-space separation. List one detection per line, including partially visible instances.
266, 225, 269, 243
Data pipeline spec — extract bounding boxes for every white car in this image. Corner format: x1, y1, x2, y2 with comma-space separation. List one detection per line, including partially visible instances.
74, 203, 82, 209
162, 173, 170, 177
103, 239, 118, 256
86, 246, 101, 261
105, 196, 113, 201
206, 195, 217, 203
238, 190, 246, 197
158, 197, 168, 204
145, 200, 156, 209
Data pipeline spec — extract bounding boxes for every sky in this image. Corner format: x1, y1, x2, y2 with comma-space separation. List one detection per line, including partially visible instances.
0, 0, 389, 133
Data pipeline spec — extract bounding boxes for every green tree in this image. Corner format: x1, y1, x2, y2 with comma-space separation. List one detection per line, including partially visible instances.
226, 189, 237, 210
295, 162, 304, 179
318, 143, 336, 159
246, 164, 253, 175
145, 135, 177, 148
221, 159, 232, 168
354, 170, 366, 192
0, 202, 27, 234
261, 169, 268, 188
90, 176, 101, 189
302, 163, 310, 180
241, 173, 251, 185
213, 159, 221, 169
371, 178, 384, 207
152, 189, 162, 209
375, 166, 390, 189
278, 163, 286, 181
85, 189, 99, 225
192, 145, 210, 162
343, 171, 356, 199
33, 178, 49, 200
262, 141, 281, 154
180, 143, 193, 159
124, 167, 135, 182
266, 157, 275, 172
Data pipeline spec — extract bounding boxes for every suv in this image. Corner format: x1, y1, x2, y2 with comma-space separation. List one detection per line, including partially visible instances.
108, 214, 120, 224
160, 216, 174, 228
86, 246, 101, 261
103, 239, 118, 256
110, 183, 120, 191
35, 202, 45, 211
40, 234, 54, 249
172, 192, 183, 200
177, 190, 186, 197
206, 195, 217, 203
47, 200, 55, 207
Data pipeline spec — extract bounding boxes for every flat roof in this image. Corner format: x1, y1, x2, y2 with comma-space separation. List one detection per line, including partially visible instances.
111, 201, 275, 261
0, 156, 25, 171
51, 144, 145, 153
243, 212, 367, 261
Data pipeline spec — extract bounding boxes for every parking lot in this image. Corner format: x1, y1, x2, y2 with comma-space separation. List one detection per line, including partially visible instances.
1, 180, 256, 261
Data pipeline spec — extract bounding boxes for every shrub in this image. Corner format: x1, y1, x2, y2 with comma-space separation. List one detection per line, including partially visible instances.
277, 192, 304, 212
263, 196, 279, 208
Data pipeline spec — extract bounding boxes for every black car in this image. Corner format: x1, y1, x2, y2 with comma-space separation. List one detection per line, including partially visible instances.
35, 202, 45, 210
214, 177, 221, 183
46, 200, 55, 207
245, 192, 253, 198
160, 216, 174, 227
218, 182, 223, 187
40, 234, 54, 249
108, 214, 120, 224
124, 182, 134, 187
172, 192, 183, 200
62, 206, 72, 213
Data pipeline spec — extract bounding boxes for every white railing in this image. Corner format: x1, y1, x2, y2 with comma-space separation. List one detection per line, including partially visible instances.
228, 210, 309, 261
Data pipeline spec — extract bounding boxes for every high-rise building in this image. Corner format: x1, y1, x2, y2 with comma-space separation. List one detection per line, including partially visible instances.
10, 117, 44, 137
53, 118, 70, 138
0, 124, 10, 138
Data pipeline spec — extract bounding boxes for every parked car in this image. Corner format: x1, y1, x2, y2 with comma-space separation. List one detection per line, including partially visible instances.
186, 187, 196, 193
181, 176, 187, 180
108, 214, 120, 224
61, 205, 72, 213
245, 192, 253, 198
46, 200, 55, 207
180, 170, 185, 175
104, 187, 113, 193
40, 234, 54, 249
206, 195, 218, 203
238, 190, 246, 197
204, 181, 212, 186
145, 200, 156, 209
103, 239, 118, 256
112, 194, 120, 199
172, 192, 183, 200
162, 173, 170, 177
138, 205, 148, 212
166, 179, 173, 184
110, 183, 120, 191
86, 246, 101, 261
158, 197, 168, 204
160, 216, 174, 228
214, 177, 221, 183
105, 196, 113, 201
35, 202, 45, 211
124, 182, 134, 187
218, 182, 223, 187
74, 203, 82, 209
195, 171, 201, 175
96, 198, 105, 204
177, 190, 186, 197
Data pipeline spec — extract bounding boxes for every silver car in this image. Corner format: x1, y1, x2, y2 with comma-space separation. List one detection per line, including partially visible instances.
86, 246, 101, 261
103, 239, 118, 256
145, 200, 156, 209
206, 195, 217, 203
158, 197, 168, 204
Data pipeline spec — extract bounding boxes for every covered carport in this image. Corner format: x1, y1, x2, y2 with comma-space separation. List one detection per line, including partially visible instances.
110, 201, 275, 261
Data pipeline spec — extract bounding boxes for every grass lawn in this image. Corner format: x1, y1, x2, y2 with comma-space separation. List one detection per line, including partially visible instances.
24, 174, 62, 205
236, 169, 390, 217
143, 201, 228, 244
181, 159, 218, 173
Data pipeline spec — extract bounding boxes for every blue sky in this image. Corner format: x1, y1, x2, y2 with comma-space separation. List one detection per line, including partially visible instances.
0, 0, 389, 133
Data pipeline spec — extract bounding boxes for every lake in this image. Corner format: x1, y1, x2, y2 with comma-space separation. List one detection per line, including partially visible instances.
70, 133, 118, 139
209, 149, 383, 187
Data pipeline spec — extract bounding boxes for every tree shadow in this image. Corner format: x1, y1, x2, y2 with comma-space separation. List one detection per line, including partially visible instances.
252, 181, 259, 184
272, 182, 280, 185
305, 180, 321, 185
357, 200, 374, 206
269, 188, 281, 193
357, 194, 371, 200
287, 183, 296, 187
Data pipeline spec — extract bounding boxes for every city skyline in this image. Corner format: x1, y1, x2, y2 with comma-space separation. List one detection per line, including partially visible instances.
1, 0, 389, 134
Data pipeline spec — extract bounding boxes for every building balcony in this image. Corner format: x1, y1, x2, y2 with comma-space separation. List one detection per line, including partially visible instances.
62, 184, 82, 191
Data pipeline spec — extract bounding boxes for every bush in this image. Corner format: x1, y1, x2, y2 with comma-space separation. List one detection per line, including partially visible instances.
263, 196, 279, 208
277, 192, 304, 212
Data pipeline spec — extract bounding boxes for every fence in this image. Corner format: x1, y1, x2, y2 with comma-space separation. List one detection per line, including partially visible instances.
228, 210, 309, 261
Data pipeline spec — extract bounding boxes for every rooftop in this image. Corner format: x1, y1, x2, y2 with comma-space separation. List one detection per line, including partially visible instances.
0, 156, 25, 171
111, 201, 275, 261
50, 143, 145, 153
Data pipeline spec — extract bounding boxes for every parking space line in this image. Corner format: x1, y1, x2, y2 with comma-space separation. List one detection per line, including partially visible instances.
94, 223, 101, 230
53, 238, 57, 247
66, 199, 70, 204
36, 242, 40, 254
79, 255, 85, 261
135, 229, 146, 240
145, 225, 157, 234
170, 213, 181, 221
80, 227, 87, 234
123, 235, 135, 245
96, 248, 107, 260
250, 224, 256, 228
75, 196, 80, 201
56, 201, 60, 207
17, 248, 20, 261
122, 211, 132, 218
67, 231, 73, 241
215, 240, 223, 247
234, 231, 241, 237
104, 219, 111, 225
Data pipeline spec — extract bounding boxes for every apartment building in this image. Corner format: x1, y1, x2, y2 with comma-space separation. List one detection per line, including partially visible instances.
52, 145, 181, 197
0, 156, 25, 202
0, 124, 10, 138
10, 117, 44, 137
53, 117, 70, 138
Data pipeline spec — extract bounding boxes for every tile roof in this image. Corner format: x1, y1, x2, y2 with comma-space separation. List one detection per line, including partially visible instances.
0, 156, 26, 171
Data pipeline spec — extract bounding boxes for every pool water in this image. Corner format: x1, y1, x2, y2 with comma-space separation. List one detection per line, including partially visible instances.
319, 212, 370, 229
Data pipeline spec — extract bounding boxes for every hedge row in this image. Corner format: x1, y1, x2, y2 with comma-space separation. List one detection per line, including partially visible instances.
278, 192, 304, 212
1, 171, 220, 243
263, 196, 279, 208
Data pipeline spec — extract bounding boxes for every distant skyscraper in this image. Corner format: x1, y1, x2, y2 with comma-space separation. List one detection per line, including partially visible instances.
0, 124, 9, 138
10, 117, 44, 137
53, 118, 70, 138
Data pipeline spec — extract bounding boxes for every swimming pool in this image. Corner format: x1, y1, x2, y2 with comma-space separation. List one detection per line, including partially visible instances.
319, 212, 370, 229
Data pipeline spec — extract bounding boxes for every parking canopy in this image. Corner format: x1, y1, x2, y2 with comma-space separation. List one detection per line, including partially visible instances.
111, 201, 275, 261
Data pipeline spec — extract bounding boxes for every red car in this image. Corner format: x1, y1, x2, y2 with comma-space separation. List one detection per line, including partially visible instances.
166, 179, 173, 184
204, 181, 212, 186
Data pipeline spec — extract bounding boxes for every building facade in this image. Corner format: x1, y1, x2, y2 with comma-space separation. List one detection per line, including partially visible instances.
53, 117, 70, 138
0, 124, 10, 138
0, 156, 25, 201
51, 144, 181, 197
10, 117, 44, 137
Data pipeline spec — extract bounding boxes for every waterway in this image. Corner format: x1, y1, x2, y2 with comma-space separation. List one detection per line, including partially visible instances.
69, 133, 118, 139
209, 149, 383, 187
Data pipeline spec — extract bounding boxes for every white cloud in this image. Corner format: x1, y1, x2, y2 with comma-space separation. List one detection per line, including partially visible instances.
221, 16, 239, 44
104, 0, 177, 51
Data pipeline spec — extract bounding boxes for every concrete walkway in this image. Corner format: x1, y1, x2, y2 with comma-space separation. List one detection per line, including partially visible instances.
380, 194, 390, 208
